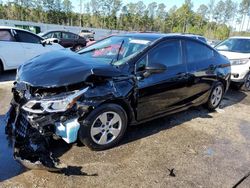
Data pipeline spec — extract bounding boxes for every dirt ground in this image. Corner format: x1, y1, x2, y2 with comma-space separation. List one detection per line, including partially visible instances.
0, 81, 249, 188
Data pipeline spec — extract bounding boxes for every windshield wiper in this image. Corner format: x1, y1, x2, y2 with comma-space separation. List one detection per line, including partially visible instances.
110, 40, 125, 65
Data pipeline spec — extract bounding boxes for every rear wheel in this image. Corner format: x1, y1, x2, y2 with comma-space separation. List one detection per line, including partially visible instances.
74, 44, 84, 51
242, 73, 250, 91
79, 103, 128, 151
206, 82, 224, 111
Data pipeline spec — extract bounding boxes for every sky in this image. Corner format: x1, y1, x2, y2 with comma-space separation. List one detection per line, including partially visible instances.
71, 0, 212, 12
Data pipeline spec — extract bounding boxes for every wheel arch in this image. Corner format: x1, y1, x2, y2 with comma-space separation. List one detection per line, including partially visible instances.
101, 99, 135, 125
217, 77, 228, 92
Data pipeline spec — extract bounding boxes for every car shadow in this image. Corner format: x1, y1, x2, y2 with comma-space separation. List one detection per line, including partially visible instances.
221, 89, 249, 108
0, 70, 16, 82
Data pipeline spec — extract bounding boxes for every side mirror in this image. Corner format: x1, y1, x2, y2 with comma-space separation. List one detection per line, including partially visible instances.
145, 63, 166, 73
143, 63, 166, 78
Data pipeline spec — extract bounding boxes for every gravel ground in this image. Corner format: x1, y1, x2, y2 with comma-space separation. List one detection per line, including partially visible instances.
0, 81, 249, 188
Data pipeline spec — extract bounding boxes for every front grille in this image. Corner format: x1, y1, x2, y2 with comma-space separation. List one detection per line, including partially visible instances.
16, 113, 29, 138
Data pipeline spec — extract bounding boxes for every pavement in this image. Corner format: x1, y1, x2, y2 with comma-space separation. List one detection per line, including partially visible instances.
0, 73, 249, 188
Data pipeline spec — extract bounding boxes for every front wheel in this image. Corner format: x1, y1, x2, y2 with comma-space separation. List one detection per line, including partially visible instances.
242, 73, 250, 91
73, 44, 84, 51
79, 104, 128, 151
206, 82, 224, 111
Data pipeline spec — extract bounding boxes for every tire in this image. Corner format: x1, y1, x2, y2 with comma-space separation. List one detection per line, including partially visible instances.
0, 60, 3, 75
73, 44, 84, 51
79, 103, 128, 151
206, 82, 224, 111
242, 73, 250, 91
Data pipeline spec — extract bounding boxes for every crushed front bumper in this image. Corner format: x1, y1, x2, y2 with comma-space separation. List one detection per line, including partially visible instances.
5, 96, 88, 170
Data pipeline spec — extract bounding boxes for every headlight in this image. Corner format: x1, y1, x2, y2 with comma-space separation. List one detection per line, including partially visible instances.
230, 59, 249, 65
22, 87, 89, 114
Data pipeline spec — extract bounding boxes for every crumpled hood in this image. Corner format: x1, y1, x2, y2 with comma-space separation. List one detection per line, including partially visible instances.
218, 50, 250, 60
17, 49, 125, 88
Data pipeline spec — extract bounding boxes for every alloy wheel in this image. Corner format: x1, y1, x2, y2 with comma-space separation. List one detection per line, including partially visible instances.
244, 73, 250, 91
90, 111, 122, 145
210, 85, 223, 107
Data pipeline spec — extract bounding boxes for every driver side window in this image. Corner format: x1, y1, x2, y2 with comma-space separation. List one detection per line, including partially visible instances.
136, 40, 182, 72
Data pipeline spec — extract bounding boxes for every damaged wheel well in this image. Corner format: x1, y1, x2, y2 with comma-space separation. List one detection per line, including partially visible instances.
102, 99, 135, 125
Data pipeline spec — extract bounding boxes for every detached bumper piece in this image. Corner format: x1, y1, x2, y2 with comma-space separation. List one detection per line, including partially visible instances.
5, 105, 63, 171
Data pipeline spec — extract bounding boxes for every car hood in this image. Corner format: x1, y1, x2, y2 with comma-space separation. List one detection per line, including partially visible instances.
17, 49, 126, 88
218, 50, 250, 60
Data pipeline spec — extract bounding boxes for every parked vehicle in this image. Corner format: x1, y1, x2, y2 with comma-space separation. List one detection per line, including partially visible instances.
39, 30, 87, 51
207, 39, 221, 47
6, 33, 231, 169
0, 26, 63, 73
215, 36, 250, 91
79, 29, 95, 41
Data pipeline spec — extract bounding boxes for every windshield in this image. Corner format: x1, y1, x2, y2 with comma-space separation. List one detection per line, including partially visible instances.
78, 36, 152, 65
216, 38, 250, 53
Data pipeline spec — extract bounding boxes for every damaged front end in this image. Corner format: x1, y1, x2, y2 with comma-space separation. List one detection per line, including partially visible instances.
5, 82, 91, 170
5, 75, 134, 170
5, 49, 135, 170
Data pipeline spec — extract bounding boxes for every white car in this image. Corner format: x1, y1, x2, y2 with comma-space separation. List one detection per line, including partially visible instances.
215, 36, 250, 91
0, 26, 64, 74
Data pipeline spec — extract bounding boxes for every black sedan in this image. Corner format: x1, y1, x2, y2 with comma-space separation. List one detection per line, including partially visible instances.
39, 30, 87, 51
6, 33, 231, 170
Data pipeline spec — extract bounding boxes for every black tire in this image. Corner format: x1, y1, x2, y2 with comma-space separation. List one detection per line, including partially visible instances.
0, 60, 3, 75
79, 103, 128, 151
206, 82, 224, 111
73, 44, 84, 51
242, 73, 250, 91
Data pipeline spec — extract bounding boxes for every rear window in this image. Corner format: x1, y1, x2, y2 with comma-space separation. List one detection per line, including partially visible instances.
0, 30, 15, 41
16, 30, 41, 44
186, 41, 214, 63
62, 32, 77, 39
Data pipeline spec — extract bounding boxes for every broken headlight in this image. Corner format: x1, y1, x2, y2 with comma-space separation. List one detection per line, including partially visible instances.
230, 59, 249, 65
22, 87, 89, 114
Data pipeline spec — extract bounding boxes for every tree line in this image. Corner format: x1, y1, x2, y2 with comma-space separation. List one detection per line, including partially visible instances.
0, 0, 250, 40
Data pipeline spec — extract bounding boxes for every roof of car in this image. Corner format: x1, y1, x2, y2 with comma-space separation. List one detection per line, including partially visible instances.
0, 26, 31, 32
42, 30, 71, 33
118, 32, 206, 40
0, 26, 42, 37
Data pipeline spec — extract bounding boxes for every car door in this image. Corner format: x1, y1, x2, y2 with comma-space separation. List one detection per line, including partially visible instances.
184, 39, 217, 103
15, 30, 54, 61
0, 29, 26, 69
61, 32, 77, 48
136, 39, 189, 121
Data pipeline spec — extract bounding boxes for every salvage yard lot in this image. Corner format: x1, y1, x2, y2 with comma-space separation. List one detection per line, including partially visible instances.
0, 80, 249, 188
